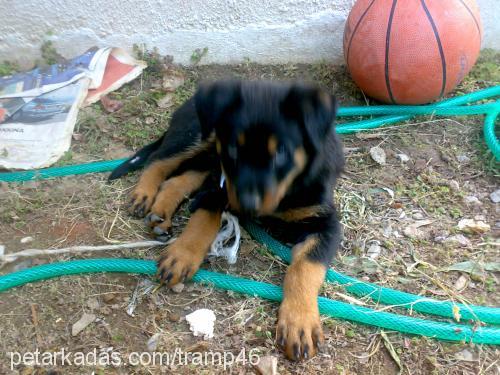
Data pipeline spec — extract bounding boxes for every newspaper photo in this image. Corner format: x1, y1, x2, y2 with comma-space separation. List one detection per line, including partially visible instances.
0, 47, 146, 170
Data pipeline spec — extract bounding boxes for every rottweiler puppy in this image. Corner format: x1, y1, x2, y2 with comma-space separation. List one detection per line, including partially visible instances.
109, 80, 344, 360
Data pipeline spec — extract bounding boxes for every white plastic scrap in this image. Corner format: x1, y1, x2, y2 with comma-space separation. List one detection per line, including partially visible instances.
209, 173, 242, 264
185, 308, 216, 339
209, 211, 241, 264
127, 278, 156, 316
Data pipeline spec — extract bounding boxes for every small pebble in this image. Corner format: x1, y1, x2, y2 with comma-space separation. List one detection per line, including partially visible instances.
490, 189, 500, 203
444, 234, 471, 247
369, 146, 386, 165
367, 242, 382, 259
254, 355, 278, 375
456, 154, 470, 163
87, 298, 100, 310
103, 293, 116, 303
99, 306, 112, 315
171, 283, 185, 293
447, 180, 460, 191
20, 236, 34, 244
147, 333, 162, 352
464, 196, 482, 205
396, 153, 410, 163
168, 312, 181, 322
72, 313, 96, 336
413, 212, 425, 220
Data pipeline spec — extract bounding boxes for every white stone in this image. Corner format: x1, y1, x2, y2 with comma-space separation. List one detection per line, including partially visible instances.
369, 146, 386, 165
396, 153, 410, 163
444, 234, 471, 247
255, 355, 278, 375
457, 219, 490, 234
20, 236, 34, 244
456, 154, 470, 163
490, 189, 500, 203
464, 196, 482, 205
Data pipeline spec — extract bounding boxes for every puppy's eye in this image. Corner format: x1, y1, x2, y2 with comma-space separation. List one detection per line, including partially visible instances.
227, 144, 238, 160
274, 145, 287, 167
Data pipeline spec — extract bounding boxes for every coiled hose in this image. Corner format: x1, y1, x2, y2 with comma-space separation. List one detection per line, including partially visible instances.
0, 87, 499, 344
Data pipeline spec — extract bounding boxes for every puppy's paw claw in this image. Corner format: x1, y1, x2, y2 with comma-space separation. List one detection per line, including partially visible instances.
276, 303, 324, 361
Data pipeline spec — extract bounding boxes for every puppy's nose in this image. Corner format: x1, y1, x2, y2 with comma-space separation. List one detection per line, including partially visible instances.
239, 191, 261, 213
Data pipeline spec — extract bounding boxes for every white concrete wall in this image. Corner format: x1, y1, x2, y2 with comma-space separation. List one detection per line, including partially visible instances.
0, 0, 498, 67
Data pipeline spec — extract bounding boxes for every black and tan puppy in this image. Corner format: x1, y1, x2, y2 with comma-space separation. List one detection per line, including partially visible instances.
109, 80, 344, 360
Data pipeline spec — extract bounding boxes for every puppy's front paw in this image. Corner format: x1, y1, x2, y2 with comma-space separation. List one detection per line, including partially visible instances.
277, 300, 324, 361
157, 243, 204, 287
128, 187, 156, 218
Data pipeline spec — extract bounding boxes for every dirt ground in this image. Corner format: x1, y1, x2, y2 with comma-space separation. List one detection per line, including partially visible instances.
0, 50, 499, 374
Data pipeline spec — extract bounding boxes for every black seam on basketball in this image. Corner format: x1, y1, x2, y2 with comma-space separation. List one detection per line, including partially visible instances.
456, 0, 482, 41
385, 0, 398, 104
421, 0, 447, 98
346, 0, 377, 68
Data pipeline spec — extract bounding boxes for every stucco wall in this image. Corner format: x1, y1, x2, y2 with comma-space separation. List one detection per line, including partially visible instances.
0, 0, 498, 67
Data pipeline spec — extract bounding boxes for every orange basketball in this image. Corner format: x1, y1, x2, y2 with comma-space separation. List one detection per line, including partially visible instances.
343, 0, 482, 104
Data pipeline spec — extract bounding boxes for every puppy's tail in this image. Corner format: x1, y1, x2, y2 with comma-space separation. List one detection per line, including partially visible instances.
108, 135, 164, 180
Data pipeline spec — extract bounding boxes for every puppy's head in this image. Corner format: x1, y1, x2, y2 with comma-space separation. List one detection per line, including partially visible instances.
195, 80, 337, 216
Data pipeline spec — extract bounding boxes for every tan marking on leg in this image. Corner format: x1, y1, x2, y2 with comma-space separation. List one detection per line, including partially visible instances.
148, 170, 209, 232
277, 236, 326, 361
157, 208, 222, 286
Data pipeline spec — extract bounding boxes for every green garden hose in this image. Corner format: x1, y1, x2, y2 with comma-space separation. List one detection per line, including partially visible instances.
0, 258, 499, 344
0, 87, 499, 344
244, 222, 500, 324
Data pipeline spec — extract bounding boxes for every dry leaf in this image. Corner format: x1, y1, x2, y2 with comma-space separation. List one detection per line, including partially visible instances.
100, 95, 123, 113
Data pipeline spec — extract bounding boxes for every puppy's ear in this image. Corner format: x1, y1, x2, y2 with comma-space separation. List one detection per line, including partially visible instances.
281, 85, 338, 151
194, 80, 242, 139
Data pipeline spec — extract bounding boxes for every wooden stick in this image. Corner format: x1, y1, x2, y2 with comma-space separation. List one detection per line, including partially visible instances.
1, 240, 169, 264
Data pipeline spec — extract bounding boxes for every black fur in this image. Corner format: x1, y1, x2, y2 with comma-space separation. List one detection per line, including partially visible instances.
110, 80, 345, 361
110, 79, 344, 268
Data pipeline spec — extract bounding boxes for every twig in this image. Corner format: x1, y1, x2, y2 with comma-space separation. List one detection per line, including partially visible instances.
30, 303, 43, 347
1, 241, 166, 264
